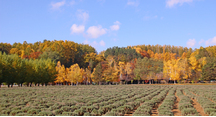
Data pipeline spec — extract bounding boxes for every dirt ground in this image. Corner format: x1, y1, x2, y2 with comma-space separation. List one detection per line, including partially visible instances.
172, 91, 181, 116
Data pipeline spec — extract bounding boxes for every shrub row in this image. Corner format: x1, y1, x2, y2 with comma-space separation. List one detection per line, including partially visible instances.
158, 89, 176, 116
177, 89, 199, 116
132, 88, 169, 116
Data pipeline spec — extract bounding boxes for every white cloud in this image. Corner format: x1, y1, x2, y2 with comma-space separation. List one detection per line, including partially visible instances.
127, 0, 139, 7
51, 0, 65, 10
110, 21, 121, 31
166, 0, 193, 8
99, 40, 105, 46
70, 24, 85, 34
83, 40, 105, 47
114, 21, 121, 25
86, 25, 106, 38
187, 39, 196, 48
110, 25, 120, 31
205, 36, 216, 46
77, 10, 89, 23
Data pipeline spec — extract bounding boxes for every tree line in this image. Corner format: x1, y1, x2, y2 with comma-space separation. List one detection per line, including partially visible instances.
0, 52, 56, 87
0, 40, 216, 87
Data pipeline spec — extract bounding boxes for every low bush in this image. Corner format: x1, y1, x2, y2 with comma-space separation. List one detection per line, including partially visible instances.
61, 106, 71, 112
158, 110, 173, 116
10, 110, 22, 116
27, 109, 40, 114
83, 112, 91, 116
38, 111, 53, 116
90, 109, 98, 116
204, 108, 216, 115
53, 109, 63, 115
1, 109, 11, 115
181, 108, 198, 116
61, 112, 73, 116
178, 102, 193, 111
210, 112, 216, 116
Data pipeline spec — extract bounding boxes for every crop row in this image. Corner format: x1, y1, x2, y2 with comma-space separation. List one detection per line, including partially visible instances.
183, 88, 216, 116
188, 86, 216, 103
158, 88, 176, 116
0, 86, 169, 116
176, 89, 199, 116
105, 88, 166, 116
132, 88, 169, 116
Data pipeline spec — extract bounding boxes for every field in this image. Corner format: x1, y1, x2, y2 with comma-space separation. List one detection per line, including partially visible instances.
0, 85, 216, 116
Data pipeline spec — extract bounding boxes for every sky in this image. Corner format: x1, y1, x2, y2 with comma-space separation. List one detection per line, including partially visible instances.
0, 0, 216, 53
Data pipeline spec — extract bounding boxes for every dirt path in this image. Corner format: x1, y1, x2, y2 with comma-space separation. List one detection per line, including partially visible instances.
182, 91, 208, 116
172, 91, 181, 116
151, 103, 161, 116
151, 92, 169, 116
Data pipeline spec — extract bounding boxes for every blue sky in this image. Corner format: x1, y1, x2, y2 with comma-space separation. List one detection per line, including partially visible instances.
0, 0, 216, 53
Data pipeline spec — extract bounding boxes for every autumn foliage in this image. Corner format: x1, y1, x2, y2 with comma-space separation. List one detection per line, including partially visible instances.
0, 40, 216, 86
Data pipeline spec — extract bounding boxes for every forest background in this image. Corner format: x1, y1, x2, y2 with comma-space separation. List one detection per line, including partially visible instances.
0, 40, 216, 87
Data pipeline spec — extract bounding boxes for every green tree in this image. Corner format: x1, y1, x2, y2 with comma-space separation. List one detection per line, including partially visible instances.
92, 62, 103, 85
201, 57, 216, 81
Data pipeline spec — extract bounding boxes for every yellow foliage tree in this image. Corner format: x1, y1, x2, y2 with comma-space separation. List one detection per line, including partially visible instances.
163, 59, 181, 83
67, 63, 82, 85
55, 61, 67, 84
118, 61, 125, 80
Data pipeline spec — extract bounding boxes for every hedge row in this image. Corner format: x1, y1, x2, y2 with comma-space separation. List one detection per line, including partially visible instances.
177, 89, 199, 116
158, 89, 176, 116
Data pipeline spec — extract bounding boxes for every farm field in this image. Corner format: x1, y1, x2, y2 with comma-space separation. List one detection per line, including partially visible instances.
0, 85, 216, 116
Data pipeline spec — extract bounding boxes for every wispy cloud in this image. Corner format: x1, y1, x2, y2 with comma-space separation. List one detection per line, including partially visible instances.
86, 25, 107, 38
70, 0, 75, 5
99, 40, 105, 46
205, 36, 216, 46
50, 0, 65, 10
199, 39, 204, 45
110, 21, 121, 31
186, 38, 196, 48
83, 39, 106, 47
166, 0, 193, 8
70, 24, 85, 34
77, 10, 89, 23
127, 0, 139, 7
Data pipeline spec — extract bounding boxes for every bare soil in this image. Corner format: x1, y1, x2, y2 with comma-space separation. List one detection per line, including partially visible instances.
172, 91, 181, 116
182, 91, 208, 116
151, 104, 160, 116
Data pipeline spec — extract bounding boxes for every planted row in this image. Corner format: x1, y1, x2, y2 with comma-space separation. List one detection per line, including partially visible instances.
132, 88, 169, 116
177, 89, 199, 116
158, 89, 176, 116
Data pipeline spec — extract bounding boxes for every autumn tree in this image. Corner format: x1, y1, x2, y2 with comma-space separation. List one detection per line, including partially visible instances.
55, 61, 66, 84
